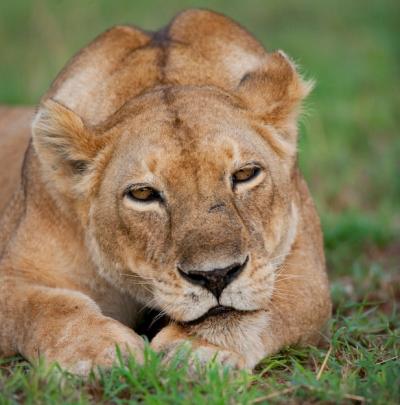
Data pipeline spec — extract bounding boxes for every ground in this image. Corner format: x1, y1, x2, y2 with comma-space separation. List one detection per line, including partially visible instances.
0, 0, 399, 403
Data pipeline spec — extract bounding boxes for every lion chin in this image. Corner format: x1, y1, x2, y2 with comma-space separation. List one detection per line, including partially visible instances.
0, 9, 331, 375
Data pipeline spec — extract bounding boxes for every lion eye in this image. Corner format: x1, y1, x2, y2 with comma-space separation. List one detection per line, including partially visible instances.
232, 166, 261, 185
126, 186, 161, 202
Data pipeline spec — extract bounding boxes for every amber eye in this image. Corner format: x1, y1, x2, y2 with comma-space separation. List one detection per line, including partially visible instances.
232, 166, 261, 186
125, 186, 162, 203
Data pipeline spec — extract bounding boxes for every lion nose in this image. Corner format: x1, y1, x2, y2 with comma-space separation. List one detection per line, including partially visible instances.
177, 257, 248, 299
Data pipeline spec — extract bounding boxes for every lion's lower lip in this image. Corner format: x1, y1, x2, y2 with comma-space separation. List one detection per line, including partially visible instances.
206, 305, 235, 316
183, 305, 238, 325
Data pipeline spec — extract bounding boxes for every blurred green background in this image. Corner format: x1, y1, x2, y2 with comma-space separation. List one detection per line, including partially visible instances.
1, 0, 399, 268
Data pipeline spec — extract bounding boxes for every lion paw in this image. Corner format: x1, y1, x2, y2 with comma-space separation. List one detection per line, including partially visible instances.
188, 344, 246, 369
151, 324, 247, 371
44, 319, 145, 376
152, 338, 246, 371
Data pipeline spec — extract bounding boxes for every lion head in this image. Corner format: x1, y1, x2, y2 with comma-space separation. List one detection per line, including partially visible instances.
32, 10, 312, 324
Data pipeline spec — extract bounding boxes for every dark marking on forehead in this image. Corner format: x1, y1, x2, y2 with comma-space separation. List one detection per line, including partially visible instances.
173, 116, 183, 128
150, 24, 188, 47
156, 89, 204, 198
150, 26, 171, 85
151, 24, 182, 86
159, 88, 189, 146
169, 107, 195, 154
147, 157, 158, 173
161, 88, 191, 154
148, 22, 189, 88
156, 46, 168, 85
151, 26, 171, 46
161, 87, 175, 107
223, 147, 234, 160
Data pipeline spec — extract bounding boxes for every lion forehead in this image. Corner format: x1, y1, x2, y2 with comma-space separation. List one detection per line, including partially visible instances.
100, 88, 268, 185
44, 9, 267, 125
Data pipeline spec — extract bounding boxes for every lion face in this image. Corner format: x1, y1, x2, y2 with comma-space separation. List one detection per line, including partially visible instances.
32, 10, 311, 324
81, 86, 298, 323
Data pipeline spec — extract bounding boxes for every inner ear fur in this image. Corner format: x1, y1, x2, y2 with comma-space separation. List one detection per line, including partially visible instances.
237, 51, 314, 143
32, 99, 108, 196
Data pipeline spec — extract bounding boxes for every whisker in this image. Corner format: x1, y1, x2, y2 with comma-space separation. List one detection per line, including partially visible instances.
148, 309, 169, 328
275, 275, 306, 282
271, 289, 298, 299
267, 300, 288, 321
137, 297, 160, 314
120, 273, 154, 281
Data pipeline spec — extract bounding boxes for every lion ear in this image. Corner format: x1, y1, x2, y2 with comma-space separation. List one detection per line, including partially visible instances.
32, 99, 104, 194
168, 10, 312, 149
237, 51, 314, 145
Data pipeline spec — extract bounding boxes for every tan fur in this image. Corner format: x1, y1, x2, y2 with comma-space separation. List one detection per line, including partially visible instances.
0, 9, 331, 374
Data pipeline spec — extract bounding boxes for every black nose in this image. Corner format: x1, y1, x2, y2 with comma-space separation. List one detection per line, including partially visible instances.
177, 257, 248, 299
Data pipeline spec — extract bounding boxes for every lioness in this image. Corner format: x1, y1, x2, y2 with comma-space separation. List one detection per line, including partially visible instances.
0, 9, 331, 374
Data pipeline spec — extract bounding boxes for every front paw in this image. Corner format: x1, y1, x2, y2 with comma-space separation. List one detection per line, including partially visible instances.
44, 318, 145, 376
151, 325, 246, 370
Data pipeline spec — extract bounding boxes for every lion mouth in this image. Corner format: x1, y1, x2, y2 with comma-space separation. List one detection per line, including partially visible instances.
182, 305, 251, 326
205, 305, 235, 317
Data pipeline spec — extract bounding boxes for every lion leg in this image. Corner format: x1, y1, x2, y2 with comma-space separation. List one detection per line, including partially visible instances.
0, 278, 144, 375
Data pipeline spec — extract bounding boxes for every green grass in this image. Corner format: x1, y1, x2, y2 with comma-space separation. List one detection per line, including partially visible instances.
1, 0, 399, 403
